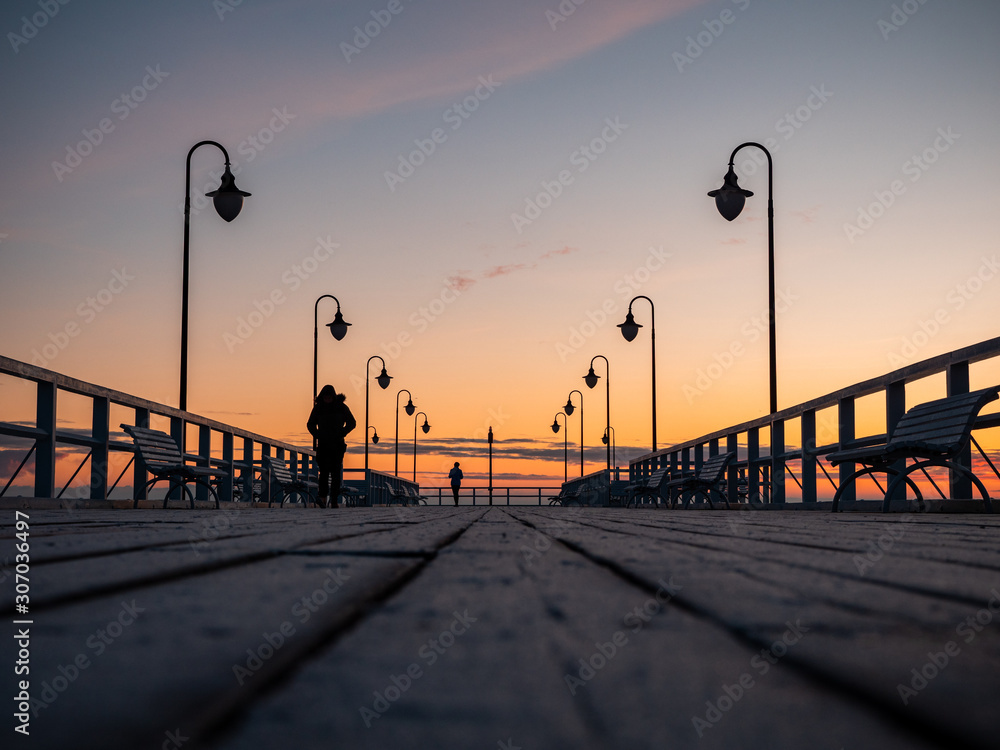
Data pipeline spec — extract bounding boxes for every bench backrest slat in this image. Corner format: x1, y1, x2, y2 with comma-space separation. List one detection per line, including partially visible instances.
697, 452, 736, 483
121, 424, 184, 465
887, 387, 998, 454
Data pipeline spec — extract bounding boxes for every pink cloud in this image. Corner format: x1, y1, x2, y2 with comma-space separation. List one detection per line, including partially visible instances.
793, 205, 822, 224
721, 238, 746, 245
541, 245, 579, 259
483, 262, 533, 278
445, 272, 478, 292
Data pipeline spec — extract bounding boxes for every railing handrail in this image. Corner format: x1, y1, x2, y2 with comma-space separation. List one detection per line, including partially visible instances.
633, 335, 1000, 464
0, 354, 311, 455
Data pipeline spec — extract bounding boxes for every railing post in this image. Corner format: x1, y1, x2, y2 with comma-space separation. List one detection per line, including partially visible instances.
90, 395, 110, 500
472, 487, 476, 506
838, 397, 856, 504
885, 381, 906, 504
801, 410, 817, 503
747, 428, 760, 502
771, 418, 785, 504
947, 362, 972, 498
197, 425, 211, 501
727, 433, 739, 505
133, 407, 150, 501
242, 437, 254, 503
261, 443, 272, 505
35, 380, 56, 499
222, 432, 234, 503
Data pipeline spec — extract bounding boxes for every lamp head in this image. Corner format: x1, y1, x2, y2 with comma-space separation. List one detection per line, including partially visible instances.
707, 164, 753, 222
404, 398, 415, 416
563, 398, 575, 416
551, 419, 560, 434
326, 310, 351, 341
205, 164, 251, 222
421, 420, 430, 434
618, 311, 641, 342
376, 367, 392, 390
584, 366, 599, 389
370, 429, 379, 445
601, 433, 608, 445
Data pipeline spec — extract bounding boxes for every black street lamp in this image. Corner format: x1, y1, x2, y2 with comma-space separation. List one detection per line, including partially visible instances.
488, 426, 494, 506
368, 426, 380, 445
564, 390, 584, 477
313, 294, 350, 404
365, 356, 392, 472
551, 412, 568, 483
583, 355, 610, 471
602, 426, 616, 476
180, 140, 250, 412
395, 389, 415, 476
709, 142, 777, 414
618, 295, 657, 451
413, 411, 430, 482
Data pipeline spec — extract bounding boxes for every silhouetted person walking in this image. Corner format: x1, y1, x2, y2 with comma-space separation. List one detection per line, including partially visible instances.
307, 384, 357, 508
448, 461, 463, 506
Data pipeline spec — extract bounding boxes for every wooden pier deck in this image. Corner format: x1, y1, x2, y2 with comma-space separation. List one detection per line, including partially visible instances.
3, 506, 1000, 749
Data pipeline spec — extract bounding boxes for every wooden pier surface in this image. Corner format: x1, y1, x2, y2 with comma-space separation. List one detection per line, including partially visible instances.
3, 506, 1000, 749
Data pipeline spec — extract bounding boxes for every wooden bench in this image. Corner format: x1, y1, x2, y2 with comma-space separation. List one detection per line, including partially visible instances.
263, 455, 318, 508
548, 486, 582, 506
825, 387, 999, 512
386, 484, 428, 506
625, 467, 670, 508
121, 424, 229, 509
665, 452, 737, 509
339, 484, 368, 507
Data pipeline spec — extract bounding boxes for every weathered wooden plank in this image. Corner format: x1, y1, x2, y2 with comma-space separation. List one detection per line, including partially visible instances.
1, 510, 480, 610
206, 509, 939, 750
3, 512, 484, 749
516, 508, 1000, 748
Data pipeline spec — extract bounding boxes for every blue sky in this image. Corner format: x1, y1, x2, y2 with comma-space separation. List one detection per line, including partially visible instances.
2, 0, 1000, 483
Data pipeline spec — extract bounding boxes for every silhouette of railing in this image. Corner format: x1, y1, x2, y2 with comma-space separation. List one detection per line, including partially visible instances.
629, 336, 1000, 506
419, 486, 562, 505
0, 355, 312, 503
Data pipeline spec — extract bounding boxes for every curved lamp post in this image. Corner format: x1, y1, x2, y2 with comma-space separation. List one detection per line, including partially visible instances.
365, 356, 392, 472
564, 390, 584, 477
395, 389, 416, 476
313, 294, 351, 403
180, 140, 251, 411
618, 295, 656, 451
551, 412, 568, 483
602, 426, 616, 476
583, 355, 610, 471
413, 411, 430, 482
709, 142, 776, 414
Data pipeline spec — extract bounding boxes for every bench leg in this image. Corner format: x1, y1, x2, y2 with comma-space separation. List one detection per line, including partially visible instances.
884, 460, 990, 513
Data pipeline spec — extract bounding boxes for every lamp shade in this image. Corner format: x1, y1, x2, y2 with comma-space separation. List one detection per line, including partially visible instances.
205, 165, 251, 222
707, 165, 753, 222
326, 310, 351, 341
371, 430, 379, 445
551, 420, 560, 434
404, 398, 415, 416
601, 433, 608, 445
618, 311, 641, 342
584, 366, 599, 389
563, 398, 575, 416
376, 367, 392, 389
421, 420, 430, 434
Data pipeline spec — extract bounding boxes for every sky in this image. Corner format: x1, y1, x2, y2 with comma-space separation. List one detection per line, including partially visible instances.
2, 0, 1000, 492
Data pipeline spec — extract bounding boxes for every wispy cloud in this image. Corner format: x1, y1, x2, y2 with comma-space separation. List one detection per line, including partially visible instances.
793, 205, 822, 224
483, 263, 532, 278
